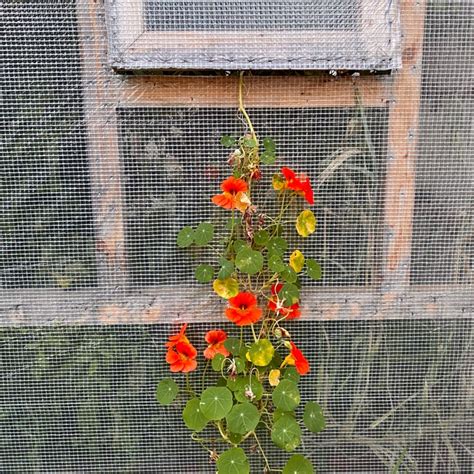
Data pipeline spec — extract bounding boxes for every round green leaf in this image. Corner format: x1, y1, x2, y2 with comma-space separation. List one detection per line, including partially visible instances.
283, 367, 301, 384
224, 337, 244, 356
218, 259, 235, 279
235, 248, 263, 275
217, 447, 249, 474
176, 226, 194, 248
212, 353, 226, 372
273, 409, 295, 422
306, 259, 323, 281
278, 283, 300, 305
283, 454, 314, 474
272, 379, 300, 411
248, 339, 275, 367
226, 402, 260, 434
194, 222, 214, 246
254, 229, 270, 246
182, 398, 208, 432
268, 254, 286, 273
195, 264, 214, 283
233, 239, 249, 253
199, 387, 233, 420
243, 137, 257, 148
155, 378, 179, 405
303, 401, 326, 433
263, 137, 276, 152
234, 377, 263, 402
267, 237, 288, 256
260, 150, 276, 165
221, 135, 237, 148
271, 414, 301, 452
280, 265, 298, 283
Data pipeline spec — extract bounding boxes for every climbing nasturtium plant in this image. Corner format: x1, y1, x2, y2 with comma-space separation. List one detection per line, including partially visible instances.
156, 74, 325, 473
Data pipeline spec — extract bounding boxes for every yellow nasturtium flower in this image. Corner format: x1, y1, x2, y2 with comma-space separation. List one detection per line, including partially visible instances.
289, 250, 305, 273
296, 209, 317, 237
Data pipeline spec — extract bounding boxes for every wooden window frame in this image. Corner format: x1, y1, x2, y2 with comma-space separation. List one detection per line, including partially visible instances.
105, 0, 401, 70
0, 0, 471, 326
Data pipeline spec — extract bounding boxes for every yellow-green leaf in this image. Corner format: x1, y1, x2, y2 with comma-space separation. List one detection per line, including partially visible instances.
248, 339, 275, 367
213, 278, 239, 299
296, 210, 317, 237
289, 250, 305, 273
269, 369, 281, 387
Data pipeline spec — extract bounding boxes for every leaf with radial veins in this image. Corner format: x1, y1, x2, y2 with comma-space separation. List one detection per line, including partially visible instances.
195, 264, 214, 283
226, 402, 260, 434
271, 414, 301, 452
216, 447, 249, 474
283, 454, 315, 474
182, 398, 208, 432
213, 278, 239, 299
235, 248, 263, 275
176, 226, 194, 248
194, 222, 214, 246
303, 401, 326, 433
306, 259, 323, 281
155, 378, 179, 405
289, 250, 305, 273
272, 379, 300, 411
199, 387, 233, 420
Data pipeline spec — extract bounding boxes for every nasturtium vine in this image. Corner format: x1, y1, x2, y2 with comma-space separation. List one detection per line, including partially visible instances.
156, 72, 325, 473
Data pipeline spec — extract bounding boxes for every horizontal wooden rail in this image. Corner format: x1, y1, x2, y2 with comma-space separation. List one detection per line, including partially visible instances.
0, 286, 471, 326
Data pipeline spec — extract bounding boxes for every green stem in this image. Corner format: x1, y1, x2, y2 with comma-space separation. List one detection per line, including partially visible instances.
239, 71, 257, 144
201, 360, 210, 393
253, 431, 272, 472
250, 323, 258, 342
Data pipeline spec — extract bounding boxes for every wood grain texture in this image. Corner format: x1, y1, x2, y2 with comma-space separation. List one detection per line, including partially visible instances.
382, 0, 426, 292
118, 74, 391, 108
77, 0, 127, 290
0, 287, 471, 326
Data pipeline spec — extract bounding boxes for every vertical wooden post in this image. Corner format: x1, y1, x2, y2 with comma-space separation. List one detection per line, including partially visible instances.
76, 0, 127, 291
382, 0, 426, 300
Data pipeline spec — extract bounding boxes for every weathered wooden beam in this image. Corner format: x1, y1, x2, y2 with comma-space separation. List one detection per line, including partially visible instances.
0, 287, 471, 326
118, 74, 391, 108
77, 0, 127, 290
382, 0, 426, 292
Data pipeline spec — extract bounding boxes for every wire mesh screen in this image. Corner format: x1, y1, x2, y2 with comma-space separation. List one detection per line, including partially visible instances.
0, 0, 473, 472
0, 320, 472, 472
106, 0, 401, 70
119, 106, 387, 287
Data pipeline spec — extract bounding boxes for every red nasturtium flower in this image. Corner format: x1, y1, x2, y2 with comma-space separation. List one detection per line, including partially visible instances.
281, 167, 314, 205
282, 342, 310, 375
166, 323, 190, 349
204, 330, 230, 359
225, 292, 263, 326
268, 283, 301, 320
211, 176, 250, 212
166, 341, 198, 373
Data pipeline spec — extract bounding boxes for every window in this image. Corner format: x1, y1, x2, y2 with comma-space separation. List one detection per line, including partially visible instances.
106, 0, 401, 70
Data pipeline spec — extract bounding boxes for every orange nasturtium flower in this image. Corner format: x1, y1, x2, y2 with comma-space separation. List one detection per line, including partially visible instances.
281, 167, 314, 205
166, 341, 198, 373
225, 292, 263, 326
282, 342, 310, 375
203, 330, 230, 359
211, 176, 250, 212
268, 283, 301, 320
165, 323, 190, 349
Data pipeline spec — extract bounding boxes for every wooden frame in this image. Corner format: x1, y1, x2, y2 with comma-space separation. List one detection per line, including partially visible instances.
105, 0, 401, 70
1, 0, 472, 326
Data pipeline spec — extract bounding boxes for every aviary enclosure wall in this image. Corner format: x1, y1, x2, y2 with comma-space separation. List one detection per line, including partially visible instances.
0, 0, 472, 472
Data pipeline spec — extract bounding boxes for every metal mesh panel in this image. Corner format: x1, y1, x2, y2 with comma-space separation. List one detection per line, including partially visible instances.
106, 0, 401, 70
0, 320, 472, 472
0, 0, 473, 472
